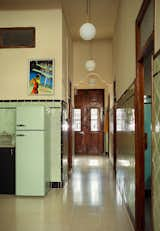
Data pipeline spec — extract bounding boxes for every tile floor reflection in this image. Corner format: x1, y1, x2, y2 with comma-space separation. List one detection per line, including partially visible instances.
0, 156, 133, 231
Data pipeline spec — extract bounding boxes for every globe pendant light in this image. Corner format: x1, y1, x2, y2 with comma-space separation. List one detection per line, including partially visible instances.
85, 41, 96, 72
80, 23, 96, 41
85, 59, 96, 72
80, 0, 96, 40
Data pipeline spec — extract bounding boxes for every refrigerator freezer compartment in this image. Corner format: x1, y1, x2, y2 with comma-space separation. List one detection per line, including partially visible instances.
16, 106, 45, 131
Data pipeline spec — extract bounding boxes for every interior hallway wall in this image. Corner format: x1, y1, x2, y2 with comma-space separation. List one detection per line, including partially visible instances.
116, 84, 135, 221
62, 13, 73, 103
73, 39, 113, 113
153, 1, 160, 230
73, 39, 113, 87
114, 1, 160, 229
153, 55, 160, 231
155, 0, 160, 53
0, 9, 63, 100
112, 0, 142, 225
113, 0, 143, 100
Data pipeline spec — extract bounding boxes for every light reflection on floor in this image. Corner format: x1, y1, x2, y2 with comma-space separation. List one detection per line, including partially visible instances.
0, 155, 133, 231
72, 157, 104, 207
71, 156, 125, 208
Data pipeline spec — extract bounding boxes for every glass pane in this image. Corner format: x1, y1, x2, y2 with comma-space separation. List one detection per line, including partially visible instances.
91, 108, 99, 131
73, 109, 81, 131
116, 109, 135, 132
91, 108, 98, 119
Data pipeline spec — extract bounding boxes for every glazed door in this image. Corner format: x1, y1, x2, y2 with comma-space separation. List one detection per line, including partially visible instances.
74, 89, 104, 155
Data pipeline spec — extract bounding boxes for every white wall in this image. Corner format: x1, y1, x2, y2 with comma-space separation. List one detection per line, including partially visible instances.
62, 13, 73, 103
73, 39, 113, 107
0, 9, 63, 100
73, 39, 113, 86
113, 0, 160, 98
113, 0, 143, 100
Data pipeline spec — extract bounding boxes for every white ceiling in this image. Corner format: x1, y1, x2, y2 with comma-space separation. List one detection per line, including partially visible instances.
62, 0, 119, 40
0, 0, 119, 40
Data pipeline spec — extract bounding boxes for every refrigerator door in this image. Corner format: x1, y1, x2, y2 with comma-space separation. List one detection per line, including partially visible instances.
16, 130, 45, 196
16, 106, 45, 130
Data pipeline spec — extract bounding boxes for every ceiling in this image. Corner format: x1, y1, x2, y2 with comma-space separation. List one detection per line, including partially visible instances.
62, 0, 119, 40
0, 0, 119, 40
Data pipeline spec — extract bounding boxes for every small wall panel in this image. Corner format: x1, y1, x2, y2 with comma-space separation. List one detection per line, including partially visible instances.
116, 84, 135, 222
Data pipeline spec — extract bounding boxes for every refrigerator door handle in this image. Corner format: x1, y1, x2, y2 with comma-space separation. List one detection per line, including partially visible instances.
16, 124, 25, 127
16, 134, 26, 137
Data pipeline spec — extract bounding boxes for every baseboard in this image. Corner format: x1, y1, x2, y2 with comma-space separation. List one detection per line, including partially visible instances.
145, 189, 151, 197
50, 182, 63, 188
68, 169, 72, 179
125, 204, 135, 229
116, 181, 135, 230
105, 152, 109, 157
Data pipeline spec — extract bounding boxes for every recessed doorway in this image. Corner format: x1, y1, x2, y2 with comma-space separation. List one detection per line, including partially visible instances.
74, 89, 104, 155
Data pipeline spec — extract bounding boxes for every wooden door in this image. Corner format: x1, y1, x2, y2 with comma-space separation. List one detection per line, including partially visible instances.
74, 89, 104, 155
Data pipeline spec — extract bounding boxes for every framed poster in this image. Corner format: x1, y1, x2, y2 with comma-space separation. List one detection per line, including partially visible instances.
29, 59, 54, 95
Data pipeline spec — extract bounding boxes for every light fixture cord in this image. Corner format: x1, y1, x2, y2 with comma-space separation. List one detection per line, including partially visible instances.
86, 0, 91, 21
89, 40, 93, 59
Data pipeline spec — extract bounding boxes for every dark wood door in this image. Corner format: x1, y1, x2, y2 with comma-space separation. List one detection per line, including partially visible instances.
0, 148, 15, 194
74, 89, 104, 155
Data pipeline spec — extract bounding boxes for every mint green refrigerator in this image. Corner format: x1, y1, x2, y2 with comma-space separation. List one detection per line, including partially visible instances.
16, 106, 48, 196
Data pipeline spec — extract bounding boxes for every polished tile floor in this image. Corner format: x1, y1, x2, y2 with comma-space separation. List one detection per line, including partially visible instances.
0, 156, 133, 231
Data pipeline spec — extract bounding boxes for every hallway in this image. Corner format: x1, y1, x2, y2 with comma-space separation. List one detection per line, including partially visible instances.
0, 156, 133, 231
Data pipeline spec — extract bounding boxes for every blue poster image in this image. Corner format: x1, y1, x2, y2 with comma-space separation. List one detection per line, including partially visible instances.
29, 59, 54, 95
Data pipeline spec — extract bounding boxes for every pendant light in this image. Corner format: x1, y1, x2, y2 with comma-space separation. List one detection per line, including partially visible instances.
85, 40, 96, 72
85, 59, 96, 72
80, 0, 96, 40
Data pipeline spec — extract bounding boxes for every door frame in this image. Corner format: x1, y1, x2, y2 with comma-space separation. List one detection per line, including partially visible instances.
74, 88, 105, 155
113, 81, 117, 174
135, 0, 154, 230
68, 81, 72, 174
107, 94, 110, 157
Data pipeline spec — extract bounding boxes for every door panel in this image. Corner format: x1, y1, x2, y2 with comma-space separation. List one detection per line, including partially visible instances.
74, 89, 104, 155
75, 132, 86, 154
86, 132, 104, 154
